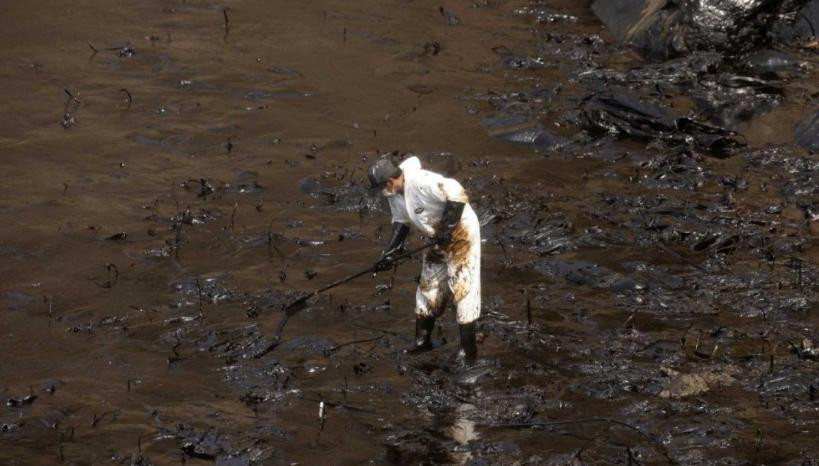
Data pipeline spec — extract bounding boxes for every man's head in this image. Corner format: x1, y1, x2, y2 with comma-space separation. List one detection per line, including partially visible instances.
368, 156, 404, 196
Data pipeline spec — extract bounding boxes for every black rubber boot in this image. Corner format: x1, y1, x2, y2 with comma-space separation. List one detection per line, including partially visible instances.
407, 316, 436, 353
458, 322, 478, 365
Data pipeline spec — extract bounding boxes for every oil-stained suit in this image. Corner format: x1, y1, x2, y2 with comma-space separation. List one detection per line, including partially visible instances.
370, 155, 481, 363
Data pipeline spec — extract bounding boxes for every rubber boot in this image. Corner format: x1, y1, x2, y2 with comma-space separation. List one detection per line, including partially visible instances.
407, 316, 436, 354
458, 322, 478, 365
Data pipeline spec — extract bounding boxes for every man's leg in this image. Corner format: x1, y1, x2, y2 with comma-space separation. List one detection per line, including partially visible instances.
447, 219, 481, 364
411, 248, 450, 352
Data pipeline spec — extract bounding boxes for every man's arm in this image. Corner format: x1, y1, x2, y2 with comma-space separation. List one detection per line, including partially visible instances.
383, 222, 409, 256
434, 201, 464, 247
427, 177, 467, 246
374, 222, 409, 271
375, 194, 411, 271
437, 176, 469, 246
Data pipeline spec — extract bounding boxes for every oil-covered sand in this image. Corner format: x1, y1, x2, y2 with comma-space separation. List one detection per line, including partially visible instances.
1, 1, 817, 464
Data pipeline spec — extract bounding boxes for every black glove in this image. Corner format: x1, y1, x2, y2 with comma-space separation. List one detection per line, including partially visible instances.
374, 222, 409, 271
434, 201, 465, 247
373, 257, 392, 272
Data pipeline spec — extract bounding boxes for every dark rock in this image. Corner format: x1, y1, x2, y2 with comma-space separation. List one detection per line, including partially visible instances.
577, 91, 741, 154
592, 0, 810, 60
795, 108, 819, 153
743, 49, 807, 76
40, 380, 64, 394
492, 126, 563, 151
5, 395, 36, 407
772, 0, 819, 42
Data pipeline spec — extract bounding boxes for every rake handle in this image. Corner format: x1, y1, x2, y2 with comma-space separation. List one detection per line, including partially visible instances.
273, 242, 436, 341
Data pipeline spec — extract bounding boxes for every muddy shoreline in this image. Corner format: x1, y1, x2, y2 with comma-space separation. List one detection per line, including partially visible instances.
1, 0, 818, 464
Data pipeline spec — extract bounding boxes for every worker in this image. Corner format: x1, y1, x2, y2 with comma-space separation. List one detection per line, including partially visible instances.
368, 154, 481, 364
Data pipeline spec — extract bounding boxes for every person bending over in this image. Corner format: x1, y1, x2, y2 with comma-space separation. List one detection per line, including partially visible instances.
369, 155, 481, 364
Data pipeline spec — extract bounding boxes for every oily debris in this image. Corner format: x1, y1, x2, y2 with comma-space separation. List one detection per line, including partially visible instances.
1, 0, 817, 464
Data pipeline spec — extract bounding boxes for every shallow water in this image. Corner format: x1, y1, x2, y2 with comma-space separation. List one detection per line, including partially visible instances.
1, 0, 817, 464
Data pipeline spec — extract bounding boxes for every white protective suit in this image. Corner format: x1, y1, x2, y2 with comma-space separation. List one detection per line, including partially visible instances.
387, 156, 481, 324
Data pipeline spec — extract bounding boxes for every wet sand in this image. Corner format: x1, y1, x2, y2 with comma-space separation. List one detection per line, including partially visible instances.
1, 0, 817, 464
